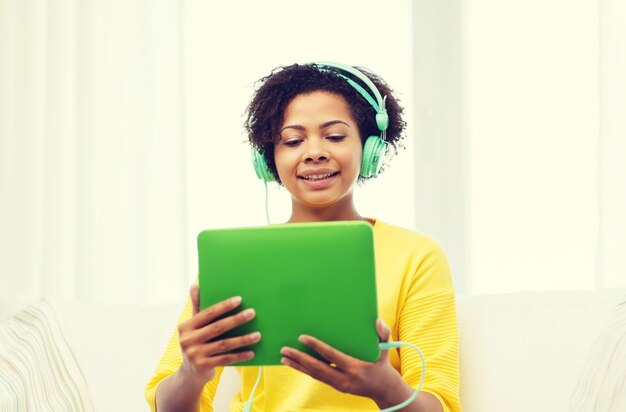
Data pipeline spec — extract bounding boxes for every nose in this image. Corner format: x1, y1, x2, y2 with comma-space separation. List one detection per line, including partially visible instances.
302, 139, 329, 163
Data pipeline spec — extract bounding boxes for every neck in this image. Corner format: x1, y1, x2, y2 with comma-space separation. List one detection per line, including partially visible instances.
287, 194, 364, 223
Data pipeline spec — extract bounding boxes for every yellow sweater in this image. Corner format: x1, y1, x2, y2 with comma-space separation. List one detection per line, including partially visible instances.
145, 220, 461, 411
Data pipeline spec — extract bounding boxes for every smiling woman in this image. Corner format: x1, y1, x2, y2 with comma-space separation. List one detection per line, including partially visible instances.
146, 63, 461, 412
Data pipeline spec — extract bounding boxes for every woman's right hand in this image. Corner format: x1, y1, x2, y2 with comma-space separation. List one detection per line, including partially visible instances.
177, 283, 261, 386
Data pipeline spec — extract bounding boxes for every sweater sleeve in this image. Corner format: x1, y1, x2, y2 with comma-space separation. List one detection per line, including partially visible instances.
145, 298, 223, 412
397, 238, 461, 412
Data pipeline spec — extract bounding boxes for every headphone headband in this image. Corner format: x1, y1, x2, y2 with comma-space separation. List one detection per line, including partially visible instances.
315, 62, 384, 110
314, 62, 389, 133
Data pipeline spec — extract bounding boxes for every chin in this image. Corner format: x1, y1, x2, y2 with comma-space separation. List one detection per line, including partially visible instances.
299, 197, 337, 208
298, 191, 350, 209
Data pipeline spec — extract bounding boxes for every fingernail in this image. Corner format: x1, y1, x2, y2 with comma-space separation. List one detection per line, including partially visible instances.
250, 332, 261, 341
231, 296, 242, 306
243, 308, 255, 319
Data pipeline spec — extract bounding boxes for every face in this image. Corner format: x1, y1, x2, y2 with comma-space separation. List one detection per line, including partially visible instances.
273, 91, 363, 210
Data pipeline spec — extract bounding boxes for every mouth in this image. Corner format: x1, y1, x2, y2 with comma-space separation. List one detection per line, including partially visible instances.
297, 171, 340, 189
298, 172, 340, 181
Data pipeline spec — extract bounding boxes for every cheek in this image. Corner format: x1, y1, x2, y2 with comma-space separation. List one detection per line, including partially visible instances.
344, 147, 363, 175
273, 150, 297, 178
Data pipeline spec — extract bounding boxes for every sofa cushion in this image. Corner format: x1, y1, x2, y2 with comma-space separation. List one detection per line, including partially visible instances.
0, 300, 93, 411
55, 300, 181, 412
457, 288, 626, 412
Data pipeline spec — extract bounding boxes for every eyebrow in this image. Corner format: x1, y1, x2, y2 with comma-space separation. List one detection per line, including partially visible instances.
280, 120, 351, 133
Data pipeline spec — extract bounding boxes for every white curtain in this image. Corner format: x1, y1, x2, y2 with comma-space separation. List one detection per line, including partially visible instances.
0, 0, 188, 304
598, 0, 626, 289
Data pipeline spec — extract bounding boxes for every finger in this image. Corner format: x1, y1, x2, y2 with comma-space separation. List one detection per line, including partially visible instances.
206, 350, 256, 368
190, 283, 200, 316
376, 318, 391, 342
189, 295, 242, 329
280, 346, 344, 384
203, 331, 262, 356
298, 335, 353, 370
197, 306, 256, 341
182, 301, 252, 349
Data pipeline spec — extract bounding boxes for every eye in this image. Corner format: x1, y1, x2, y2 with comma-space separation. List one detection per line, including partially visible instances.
327, 135, 346, 142
283, 139, 303, 147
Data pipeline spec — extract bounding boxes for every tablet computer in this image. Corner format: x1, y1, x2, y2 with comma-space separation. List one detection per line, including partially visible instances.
197, 220, 380, 366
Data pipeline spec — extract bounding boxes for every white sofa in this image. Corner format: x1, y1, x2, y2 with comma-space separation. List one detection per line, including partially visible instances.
2, 288, 625, 411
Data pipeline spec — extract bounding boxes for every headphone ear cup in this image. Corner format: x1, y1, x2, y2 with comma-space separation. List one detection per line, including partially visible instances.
252, 148, 276, 183
360, 135, 388, 178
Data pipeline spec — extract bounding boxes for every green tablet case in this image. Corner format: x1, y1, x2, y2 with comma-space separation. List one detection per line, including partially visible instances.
197, 220, 380, 366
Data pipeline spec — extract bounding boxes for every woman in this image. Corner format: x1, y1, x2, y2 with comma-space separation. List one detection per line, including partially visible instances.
146, 63, 461, 411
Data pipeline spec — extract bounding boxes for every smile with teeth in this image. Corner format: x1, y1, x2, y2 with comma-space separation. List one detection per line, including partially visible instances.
299, 172, 339, 181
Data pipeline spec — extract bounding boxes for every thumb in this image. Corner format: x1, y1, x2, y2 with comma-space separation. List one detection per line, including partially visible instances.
377, 318, 391, 342
190, 282, 200, 316
376, 318, 392, 361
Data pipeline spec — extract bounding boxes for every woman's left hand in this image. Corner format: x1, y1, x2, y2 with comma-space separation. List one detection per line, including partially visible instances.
280, 318, 398, 401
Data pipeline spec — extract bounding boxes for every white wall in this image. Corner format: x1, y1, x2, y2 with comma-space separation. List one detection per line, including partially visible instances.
465, 0, 599, 293
598, 0, 626, 289
183, 0, 415, 283
412, 0, 469, 294
413, 0, 601, 295
0, 0, 188, 304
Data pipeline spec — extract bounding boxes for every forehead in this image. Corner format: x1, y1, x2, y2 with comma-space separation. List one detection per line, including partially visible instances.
282, 91, 354, 124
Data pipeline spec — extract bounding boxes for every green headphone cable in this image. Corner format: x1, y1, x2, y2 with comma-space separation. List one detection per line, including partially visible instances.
244, 182, 269, 412
377, 341, 426, 411
243, 367, 263, 412
264, 181, 270, 225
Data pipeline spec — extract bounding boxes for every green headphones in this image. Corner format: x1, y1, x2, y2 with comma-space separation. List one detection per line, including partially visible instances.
251, 62, 390, 183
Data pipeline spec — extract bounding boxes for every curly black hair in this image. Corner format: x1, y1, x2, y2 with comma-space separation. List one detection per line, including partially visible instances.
244, 63, 406, 183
